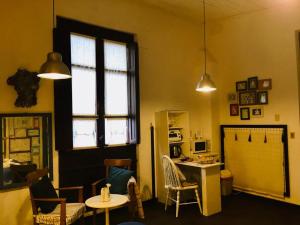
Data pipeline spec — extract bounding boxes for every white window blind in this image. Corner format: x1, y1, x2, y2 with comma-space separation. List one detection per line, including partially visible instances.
71, 34, 97, 148
104, 40, 129, 145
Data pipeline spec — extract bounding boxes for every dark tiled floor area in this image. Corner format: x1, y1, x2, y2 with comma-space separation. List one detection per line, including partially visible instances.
83, 192, 300, 225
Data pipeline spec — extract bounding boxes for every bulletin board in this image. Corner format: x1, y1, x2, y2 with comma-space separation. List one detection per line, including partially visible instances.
220, 125, 289, 198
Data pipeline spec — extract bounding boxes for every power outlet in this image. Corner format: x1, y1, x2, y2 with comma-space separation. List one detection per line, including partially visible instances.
275, 114, 280, 121
290, 132, 295, 139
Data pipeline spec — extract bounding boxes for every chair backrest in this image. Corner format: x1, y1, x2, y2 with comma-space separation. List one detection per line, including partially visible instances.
26, 167, 48, 186
26, 168, 49, 215
104, 159, 132, 177
161, 155, 181, 188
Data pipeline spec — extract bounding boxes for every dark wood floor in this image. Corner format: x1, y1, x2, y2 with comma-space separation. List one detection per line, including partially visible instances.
83, 192, 300, 225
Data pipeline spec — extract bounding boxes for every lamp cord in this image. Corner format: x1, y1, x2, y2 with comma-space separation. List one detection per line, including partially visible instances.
52, 0, 55, 29
203, 0, 207, 74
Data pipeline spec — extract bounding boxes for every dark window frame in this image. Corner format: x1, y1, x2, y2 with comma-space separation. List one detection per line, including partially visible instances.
54, 17, 140, 151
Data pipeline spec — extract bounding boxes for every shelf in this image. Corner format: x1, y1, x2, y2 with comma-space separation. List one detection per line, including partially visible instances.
169, 141, 186, 145
168, 127, 183, 130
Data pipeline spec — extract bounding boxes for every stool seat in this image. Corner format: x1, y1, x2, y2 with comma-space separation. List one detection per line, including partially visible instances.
117, 222, 145, 225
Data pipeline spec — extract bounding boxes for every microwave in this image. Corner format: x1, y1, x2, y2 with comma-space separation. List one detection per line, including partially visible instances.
191, 140, 207, 153
168, 129, 182, 142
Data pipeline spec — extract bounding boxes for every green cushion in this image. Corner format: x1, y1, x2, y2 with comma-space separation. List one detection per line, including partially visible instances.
31, 176, 58, 213
107, 166, 134, 194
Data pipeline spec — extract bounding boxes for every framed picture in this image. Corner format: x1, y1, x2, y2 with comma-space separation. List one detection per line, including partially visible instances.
15, 128, 27, 138
257, 91, 268, 104
239, 91, 257, 105
240, 107, 250, 120
33, 117, 40, 128
258, 79, 272, 90
27, 129, 40, 137
251, 106, 264, 118
228, 93, 237, 102
9, 138, 31, 152
31, 137, 40, 147
236, 81, 247, 92
248, 76, 258, 90
9, 152, 31, 162
31, 146, 40, 154
230, 104, 239, 116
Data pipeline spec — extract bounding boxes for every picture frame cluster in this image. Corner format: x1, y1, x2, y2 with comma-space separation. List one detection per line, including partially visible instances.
230, 76, 272, 120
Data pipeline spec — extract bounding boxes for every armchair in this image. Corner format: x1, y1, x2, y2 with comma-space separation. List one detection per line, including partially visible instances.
91, 159, 133, 225
26, 168, 85, 225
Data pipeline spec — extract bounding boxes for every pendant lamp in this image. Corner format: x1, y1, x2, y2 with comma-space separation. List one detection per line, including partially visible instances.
196, 0, 216, 92
38, 0, 71, 79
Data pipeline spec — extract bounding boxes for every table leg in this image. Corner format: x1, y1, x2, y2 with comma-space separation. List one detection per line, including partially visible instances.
105, 208, 109, 225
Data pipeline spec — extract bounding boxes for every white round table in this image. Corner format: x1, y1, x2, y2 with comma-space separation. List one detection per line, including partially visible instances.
85, 194, 128, 225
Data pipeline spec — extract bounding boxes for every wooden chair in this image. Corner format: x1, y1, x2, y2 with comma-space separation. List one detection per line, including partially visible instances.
26, 168, 85, 225
162, 155, 202, 217
91, 159, 132, 225
92, 158, 132, 194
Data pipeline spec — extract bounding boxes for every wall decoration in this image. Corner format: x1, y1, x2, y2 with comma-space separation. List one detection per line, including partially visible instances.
15, 128, 27, 138
31, 137, 40, 147
258, 79, 272, 90
231, 76, 272, 120
228, 93, 237, 102
236, 81, 247, 92
251, 106, 264, 118
247, 76, 258, 90
257, 91, 268, 104
10, 153, 31, 162
14, 117, 33, 128
7, 69, 40, 108
240, 107, 250, 120
239, 91, 257, 105
9, 138, 31, 152
31, 146, 40, 154
230, 104, 239, 116
33, 117, 39, 128
27, 129, 40, 137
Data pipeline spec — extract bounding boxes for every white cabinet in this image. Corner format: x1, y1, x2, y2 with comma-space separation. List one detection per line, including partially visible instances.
154, 110, 190, 202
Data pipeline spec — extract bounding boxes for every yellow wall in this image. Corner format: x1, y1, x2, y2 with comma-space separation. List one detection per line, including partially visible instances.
209, 1, 300, 204
3, 0, 300, 224
0, 0, 211, 224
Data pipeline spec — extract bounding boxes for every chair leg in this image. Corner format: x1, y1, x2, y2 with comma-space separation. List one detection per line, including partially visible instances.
93, 209, 97, 225
176, 190, 180, 218
80, 215, 85, 225
195, 188, 202, 214
165, 189, 170, 211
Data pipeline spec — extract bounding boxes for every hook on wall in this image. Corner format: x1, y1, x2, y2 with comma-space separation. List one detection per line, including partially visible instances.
248, 130, 252, 142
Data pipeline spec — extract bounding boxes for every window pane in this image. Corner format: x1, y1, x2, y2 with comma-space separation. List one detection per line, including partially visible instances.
72, 67, 96, 115
104, 41, 127, 71
73, 119, 97, 148
105, 119, 128, 145
71, 34, 96, 68
105, 72, 128, 115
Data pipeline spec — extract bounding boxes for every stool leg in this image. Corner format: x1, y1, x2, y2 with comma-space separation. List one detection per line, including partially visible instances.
176, 190, 180, 218
165, 188, 170, 211
195, 188, 202, 214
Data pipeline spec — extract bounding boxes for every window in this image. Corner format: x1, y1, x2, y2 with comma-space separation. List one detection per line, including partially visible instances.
54, 18, 139, 151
